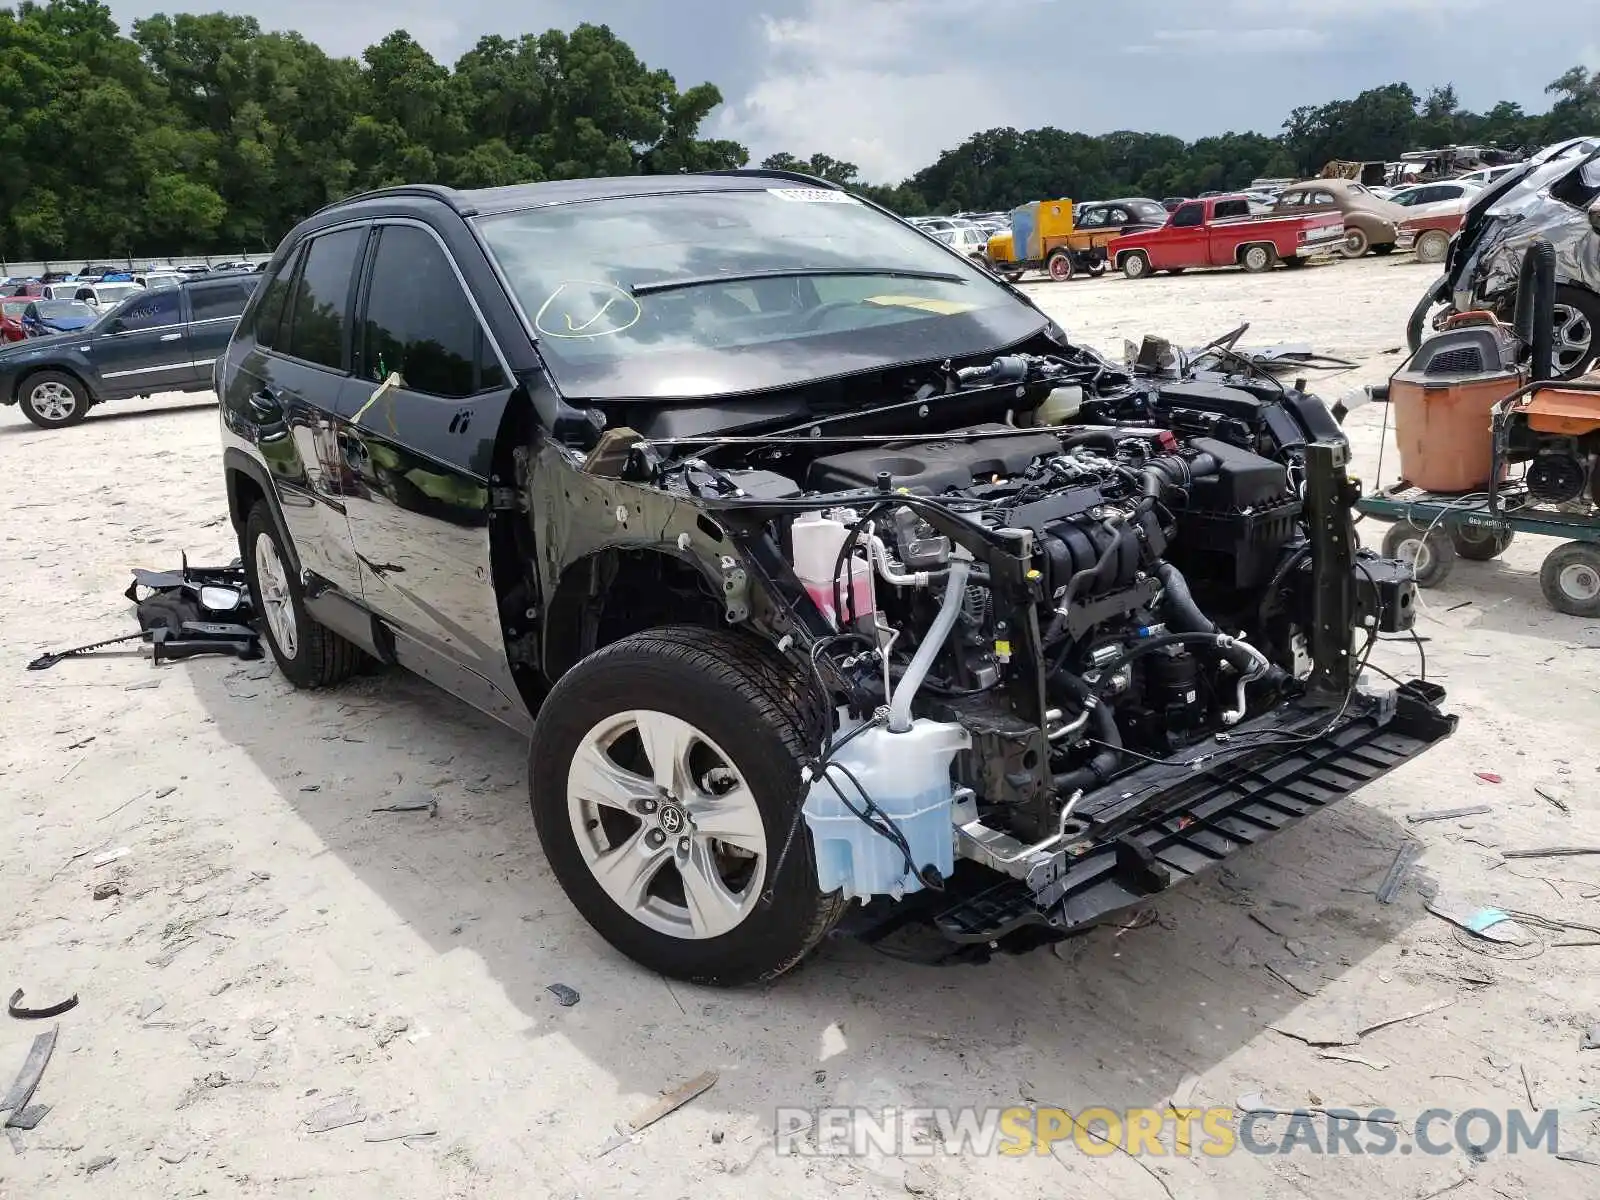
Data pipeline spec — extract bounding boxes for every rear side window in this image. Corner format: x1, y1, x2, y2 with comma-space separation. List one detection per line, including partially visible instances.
359, 225, 505, 399
1213, 199, 1250, 219
281, 228, 364, 371
190, 281, 254, 323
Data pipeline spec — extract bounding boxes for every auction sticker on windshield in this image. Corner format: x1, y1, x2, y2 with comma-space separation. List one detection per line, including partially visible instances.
766, 188, 859, 203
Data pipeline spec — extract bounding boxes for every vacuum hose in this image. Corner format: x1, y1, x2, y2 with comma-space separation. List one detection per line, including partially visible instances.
1155, 561, 1286, 691
1516, 238, 1557, 382
887, 554, 972, 733
1049, 671, 1123, 794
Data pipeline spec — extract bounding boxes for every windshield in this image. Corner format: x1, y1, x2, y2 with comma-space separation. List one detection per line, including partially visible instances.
36, 300, 92, 318
475, 187, 1044, 400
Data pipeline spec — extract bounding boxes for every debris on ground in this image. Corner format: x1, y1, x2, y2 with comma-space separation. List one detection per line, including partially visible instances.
1, 1025, 57, 1125
1376, 841, 1421, 903
363, 1116, 438, 1143
83, 1154, 116, 1174
92, 881, 120, 900
1504, 846, 1600, 860
249, 1018, 277, 1040
8, 989, 79, 1019
1537, 785, 1572, 814
1474, 772, 1503, 784
595, 1070, 719, 1157
545, 983, 580, 1008
1558, 1148, 1600, 1168
1581, 1024, 1600, 1051
90, 847, 129, 868
303, 1094, 365, 1134
1407, 804, 1493, 824
1316, 1049, 1390, 1071
1237, 1091, 1398, 1124
7, 1104, 50, 1129
1425, 894, 1532, 944
374, 1016, 409, 1048
371, 794, 439, 817
1274, 996, 1453, 1048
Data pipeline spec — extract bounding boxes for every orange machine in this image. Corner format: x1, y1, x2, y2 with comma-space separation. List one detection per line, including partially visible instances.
1389, 315, 1524, 493
1503, 371, 1600, 508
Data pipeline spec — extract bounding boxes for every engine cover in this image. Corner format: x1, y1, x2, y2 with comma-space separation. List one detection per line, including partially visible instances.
806, 425, 1063, 494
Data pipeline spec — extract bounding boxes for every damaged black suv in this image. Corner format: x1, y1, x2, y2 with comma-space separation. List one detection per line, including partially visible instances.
218, 170, 1455, 985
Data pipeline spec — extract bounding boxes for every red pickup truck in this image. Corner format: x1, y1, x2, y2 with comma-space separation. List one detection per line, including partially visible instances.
1106, 195, 1345, 279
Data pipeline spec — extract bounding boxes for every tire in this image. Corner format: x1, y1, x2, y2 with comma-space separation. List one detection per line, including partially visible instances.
18, 370, 90, 429
1381, 519, 1456, 587
1414, 230, 1451, 265
241, 502, 364, 688
1122, 252, 1151, 280
1450, 524, 1514, 561
1341, 226, 1370, 258
1240, 244, 1274, 274
1551, 286, 1600, 380
1371, 243, 1397, 256
1539, 541, 1600, 617
528, 626, 848, 985
1084, 260, 1107, 276
1046, 250, 1074, 281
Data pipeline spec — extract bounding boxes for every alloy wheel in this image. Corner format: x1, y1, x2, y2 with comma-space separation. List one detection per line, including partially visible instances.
28, 380, 76, 422
567, 709, 767, 940
1552, 302, 1594, 376
253, 532, 298, 659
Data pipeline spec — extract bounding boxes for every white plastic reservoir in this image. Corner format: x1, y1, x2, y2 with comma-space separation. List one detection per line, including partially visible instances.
802, 717, 970, 902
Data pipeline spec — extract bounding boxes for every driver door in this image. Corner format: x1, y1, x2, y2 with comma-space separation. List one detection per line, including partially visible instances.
87, 289, 199, 398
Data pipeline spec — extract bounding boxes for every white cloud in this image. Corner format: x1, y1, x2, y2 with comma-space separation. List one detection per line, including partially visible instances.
712, 0, 1025, 181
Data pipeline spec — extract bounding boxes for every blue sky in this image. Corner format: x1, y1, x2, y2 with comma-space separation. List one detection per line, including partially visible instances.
109, 0, 1596, 183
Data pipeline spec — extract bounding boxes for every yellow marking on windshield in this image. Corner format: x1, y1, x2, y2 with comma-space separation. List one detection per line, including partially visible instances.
862, 295, 978, 315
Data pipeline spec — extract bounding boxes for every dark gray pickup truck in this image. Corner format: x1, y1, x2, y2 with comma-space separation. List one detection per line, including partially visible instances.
0, 273, 257, 428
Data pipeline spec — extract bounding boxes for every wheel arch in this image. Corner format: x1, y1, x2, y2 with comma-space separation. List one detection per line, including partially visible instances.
223, 447, 302, 578
540, 546, 733, 683
15, 363, 98, 407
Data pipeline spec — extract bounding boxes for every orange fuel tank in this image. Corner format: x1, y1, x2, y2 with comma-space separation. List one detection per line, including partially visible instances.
1390, 323, 1524, 494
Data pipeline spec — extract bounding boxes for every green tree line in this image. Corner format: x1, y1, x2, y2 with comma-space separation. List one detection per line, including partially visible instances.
1, 0, 1596, 259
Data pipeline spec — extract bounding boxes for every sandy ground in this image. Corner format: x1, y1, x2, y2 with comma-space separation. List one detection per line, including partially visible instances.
3, 254, 1600, 1199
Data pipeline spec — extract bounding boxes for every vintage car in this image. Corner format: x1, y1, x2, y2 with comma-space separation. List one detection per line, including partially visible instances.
1388, 180, 1482, 264
985, 197, 1168, 280
1272, 178, 1413, 258
1106, 195, 1345, 277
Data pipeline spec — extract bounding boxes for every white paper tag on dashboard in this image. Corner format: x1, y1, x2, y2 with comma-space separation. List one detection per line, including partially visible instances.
766, 188, 857, 203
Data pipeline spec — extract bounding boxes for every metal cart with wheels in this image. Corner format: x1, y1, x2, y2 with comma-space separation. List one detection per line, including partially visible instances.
1357, 482, 1600, 616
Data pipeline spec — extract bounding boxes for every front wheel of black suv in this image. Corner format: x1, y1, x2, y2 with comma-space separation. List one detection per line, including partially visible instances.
19, 371, 90, 429
241, 502, 364, 689
528, 626, 847, 985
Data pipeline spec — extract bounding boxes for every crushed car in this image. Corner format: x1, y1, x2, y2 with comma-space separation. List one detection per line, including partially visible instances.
1410, 138, 1600, 379
219, 170, 1455, 985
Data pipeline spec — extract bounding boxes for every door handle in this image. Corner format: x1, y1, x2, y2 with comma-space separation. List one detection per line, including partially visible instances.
159, 332, 181, 342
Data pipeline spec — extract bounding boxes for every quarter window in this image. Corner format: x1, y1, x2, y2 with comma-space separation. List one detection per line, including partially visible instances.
282, 228, 364, 371
253, 250, 298, 349
359, 225, 504, 398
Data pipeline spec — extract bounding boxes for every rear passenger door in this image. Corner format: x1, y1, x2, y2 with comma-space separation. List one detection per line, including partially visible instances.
334, 220, 526, 725
226, 227, 368, 594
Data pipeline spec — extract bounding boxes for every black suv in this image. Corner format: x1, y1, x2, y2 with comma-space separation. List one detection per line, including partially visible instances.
0, 274, 257, 428
220, 171, 1453, 985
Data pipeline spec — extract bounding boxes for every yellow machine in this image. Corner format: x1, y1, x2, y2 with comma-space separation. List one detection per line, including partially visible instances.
984, 199, 1084, 281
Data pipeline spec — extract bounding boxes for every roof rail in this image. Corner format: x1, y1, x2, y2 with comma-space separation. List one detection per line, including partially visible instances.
697, 168, 845, 191
311, 184, 465, 218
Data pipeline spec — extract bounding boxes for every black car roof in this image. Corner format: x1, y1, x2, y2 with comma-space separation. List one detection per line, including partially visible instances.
312, 169, 843, 222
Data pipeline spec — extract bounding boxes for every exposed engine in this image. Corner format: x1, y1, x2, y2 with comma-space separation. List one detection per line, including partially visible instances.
614, 339, 1440, 943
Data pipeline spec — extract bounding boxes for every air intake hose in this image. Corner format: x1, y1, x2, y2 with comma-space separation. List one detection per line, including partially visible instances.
1515, 238, 1556, 382
1049, 671, 1122, 793
1155, 562, 1285, 688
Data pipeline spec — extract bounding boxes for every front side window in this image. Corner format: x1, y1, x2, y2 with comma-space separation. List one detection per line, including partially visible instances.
1171, 204, 1204, 228
474, 186, 1044, 401
114, 289, 180, 331
360, 225, 504, 399
282, 228, 364, 371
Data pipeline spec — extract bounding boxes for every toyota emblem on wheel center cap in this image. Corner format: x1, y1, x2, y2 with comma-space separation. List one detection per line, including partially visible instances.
658, 804, 686, 836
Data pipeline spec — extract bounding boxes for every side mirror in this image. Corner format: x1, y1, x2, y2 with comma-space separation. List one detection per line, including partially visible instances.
1589, 197, 1600, 235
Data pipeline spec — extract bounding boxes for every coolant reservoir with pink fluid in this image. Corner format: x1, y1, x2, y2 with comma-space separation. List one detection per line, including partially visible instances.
791, 510, 876, 628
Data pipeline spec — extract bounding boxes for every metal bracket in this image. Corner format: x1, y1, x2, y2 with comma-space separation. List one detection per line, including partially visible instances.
1302, 439, 1356, 697
718, 555, 749, 623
